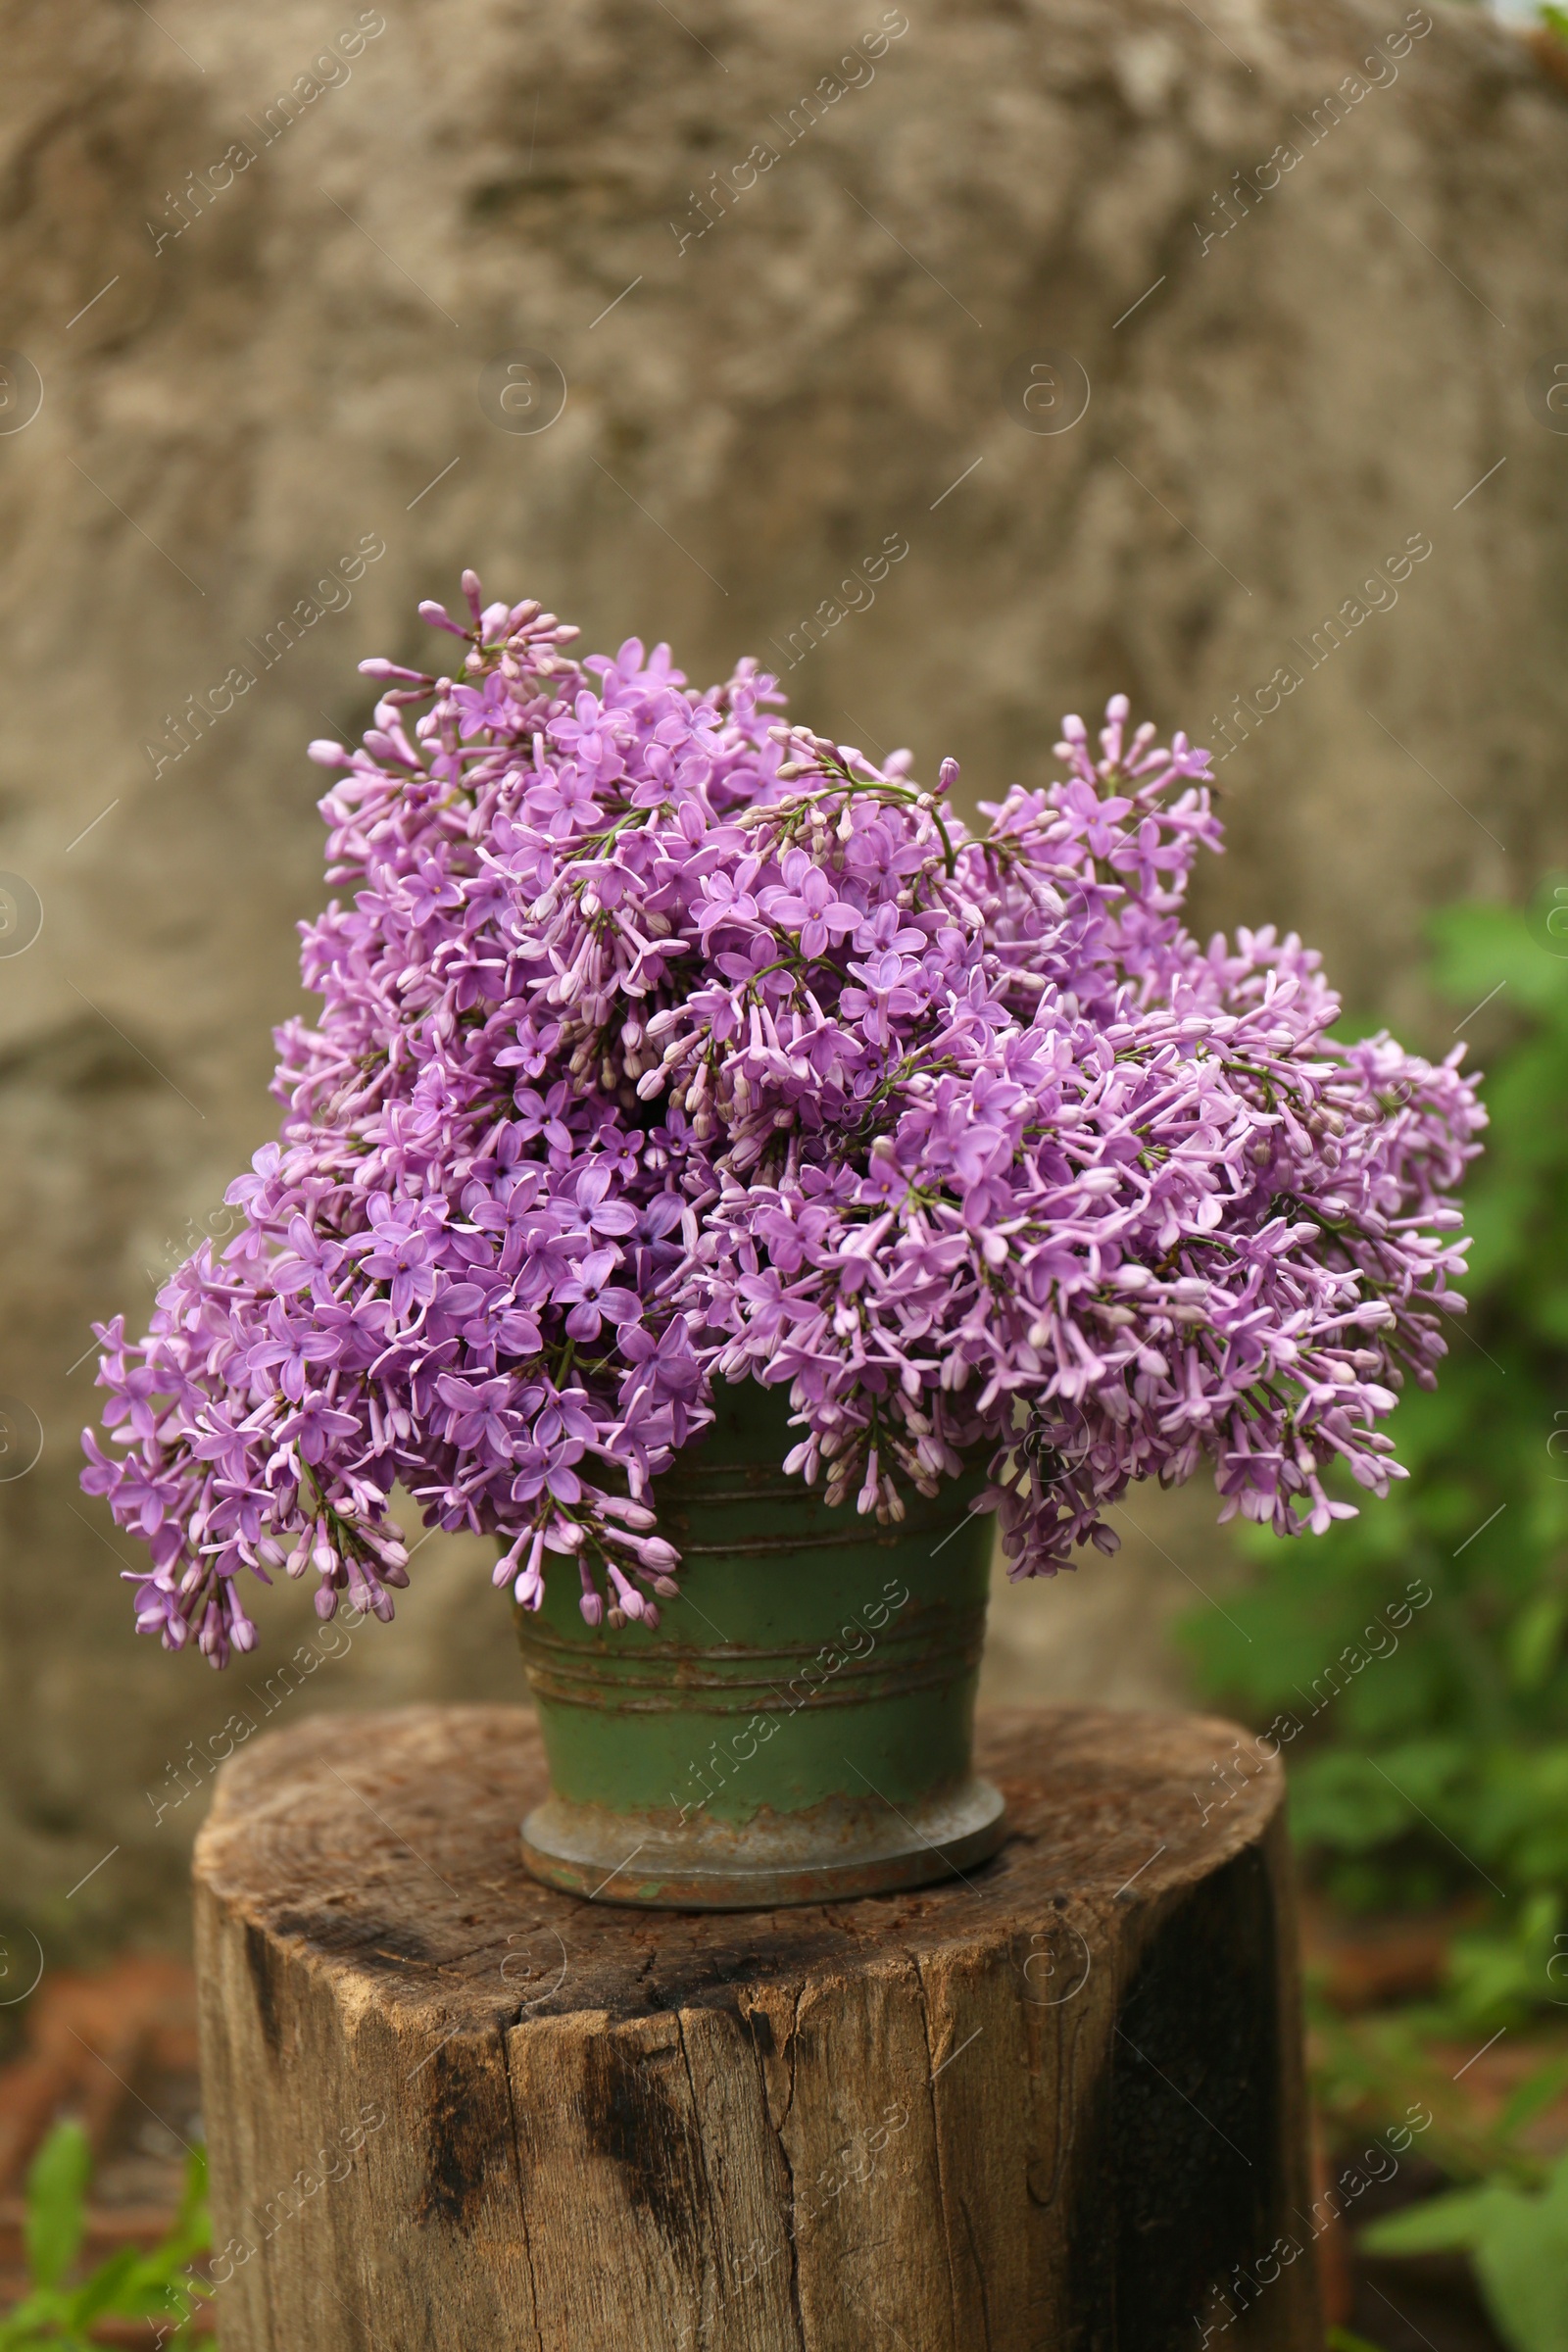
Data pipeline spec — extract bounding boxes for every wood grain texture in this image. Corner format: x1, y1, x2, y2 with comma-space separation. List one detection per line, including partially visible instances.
194, 1705, 1321, 2350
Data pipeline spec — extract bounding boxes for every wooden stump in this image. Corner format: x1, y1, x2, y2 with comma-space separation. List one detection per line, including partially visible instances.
194, 1705, 1321, 2351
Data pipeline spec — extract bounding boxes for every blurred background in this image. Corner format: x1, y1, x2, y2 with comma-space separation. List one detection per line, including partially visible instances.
2, 0, 1568, 2343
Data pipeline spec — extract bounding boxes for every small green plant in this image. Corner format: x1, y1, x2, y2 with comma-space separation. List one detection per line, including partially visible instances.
1183, 895, 1568, 2025
1361, 2149, 1568, 2352
1311, 2003, 1568, 2189
0, 2119, 211, 2350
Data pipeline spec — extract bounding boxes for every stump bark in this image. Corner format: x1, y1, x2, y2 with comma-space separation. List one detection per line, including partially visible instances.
193, 1704, 1321, 2351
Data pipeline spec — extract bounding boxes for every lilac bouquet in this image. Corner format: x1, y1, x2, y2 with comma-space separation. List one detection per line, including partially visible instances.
83, 576, 1483, 1667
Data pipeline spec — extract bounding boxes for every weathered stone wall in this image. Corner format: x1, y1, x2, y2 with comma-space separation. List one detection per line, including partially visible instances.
0, 0, 1562, 1949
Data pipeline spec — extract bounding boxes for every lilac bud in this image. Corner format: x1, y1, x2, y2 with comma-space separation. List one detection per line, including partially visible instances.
417, 600, 469, 637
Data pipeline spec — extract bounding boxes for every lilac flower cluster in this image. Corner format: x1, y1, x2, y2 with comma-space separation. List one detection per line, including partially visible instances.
83, 574, 1484, 1667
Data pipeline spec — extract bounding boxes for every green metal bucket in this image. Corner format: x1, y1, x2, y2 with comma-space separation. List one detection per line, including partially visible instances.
514, 1381, 1006, 1907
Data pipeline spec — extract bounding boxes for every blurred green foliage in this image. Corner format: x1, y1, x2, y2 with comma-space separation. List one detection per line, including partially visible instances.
1183, 896, 1568, 2025
1312, 2006, 1568, 2191
0, 2120, 211, 2350
1361, 2148, 1568, 2352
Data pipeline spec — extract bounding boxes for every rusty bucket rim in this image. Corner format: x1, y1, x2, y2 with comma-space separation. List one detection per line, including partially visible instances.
519, 1775, 1008, 1908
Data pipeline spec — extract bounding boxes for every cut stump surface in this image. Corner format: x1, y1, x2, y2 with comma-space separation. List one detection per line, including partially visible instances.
194, 1703, 1320, 2350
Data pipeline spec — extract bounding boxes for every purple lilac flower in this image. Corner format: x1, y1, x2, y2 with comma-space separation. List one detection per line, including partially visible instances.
82, 574, 1484, 1665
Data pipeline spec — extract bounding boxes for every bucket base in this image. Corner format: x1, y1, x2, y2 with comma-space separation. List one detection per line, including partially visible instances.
520, 1776, 1008, 1908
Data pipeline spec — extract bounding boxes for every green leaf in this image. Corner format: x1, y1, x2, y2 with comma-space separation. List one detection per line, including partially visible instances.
23, 2120, 91, 2291
1366, 2158, 1568, 2352
8, 2131, 212, 2346
1509, 1592, 1568, 1692
0, 2288, 68, 2352
156, 2143, 212, 2271
1472, 2157, 1568, 2352
1497, 2055, 1568, 2141
62, 2242, 142, 2325
102, 2261, 208, 2324
1359, 2181, 1501, 2254
1328, 2331, 1391, 2352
